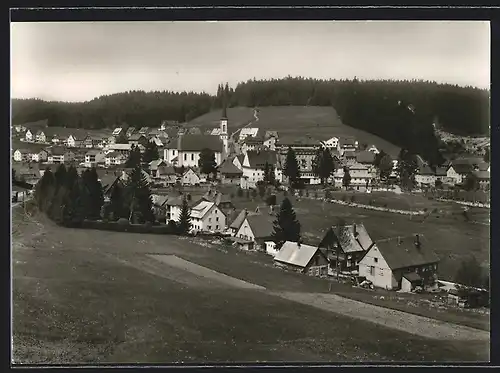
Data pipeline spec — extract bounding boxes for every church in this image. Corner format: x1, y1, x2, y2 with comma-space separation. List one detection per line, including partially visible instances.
163, 106, 229, 167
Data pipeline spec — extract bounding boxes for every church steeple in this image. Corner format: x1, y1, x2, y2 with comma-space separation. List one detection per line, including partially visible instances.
220, 83, 229, 159
221, 82, 229, 119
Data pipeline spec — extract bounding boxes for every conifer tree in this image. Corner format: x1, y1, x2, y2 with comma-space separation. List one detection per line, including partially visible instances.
124, 165, 155, 223
81, 168, 105, 220
109, 183, 126, 221
54, 164, 67, 191
125, 145, 142, 168
62, 178, 85, 225
263, 161, 276, 185
271, 197, 301, 248
142, 141, 160, 163
284, 147, 301, 187
177, 195, 192, 235
312, 147, 336, 185
342, 167, 351, 189
198, 148, 217, 180
396, 149, 418, 191
35, 168, 56, 212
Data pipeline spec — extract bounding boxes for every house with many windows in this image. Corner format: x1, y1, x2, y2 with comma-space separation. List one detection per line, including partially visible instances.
47, 147, 75, 164
164, 134, 224, 168
190, 200, 227, 233
240, 150, 282, 189
235, 212, 275, 251
84, 150, 106, 168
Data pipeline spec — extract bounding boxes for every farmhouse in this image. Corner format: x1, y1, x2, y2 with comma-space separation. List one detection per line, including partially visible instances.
274, 241, 330, 277
446, 163, 474, 185
107, 143, 133, 155
112, 127, 124, 136
181, 168, 201, 185
190, 200, 227, 233
228, 209, 251, 236
472, 170, 490, 190
164, 134, 224, 168
128, 134, 149, 147
240, 150, 282, 188
235, 212, 275, 251
356, 150, 376, 165
358, 234, 439, 292
85, 150, 106, 168
318, 223, 374, 274
263, 135, 277, 151
155, 165, 177, 185
31, 149, 49, 163
415, 165, 437, 187
338, 137, 358, 154
105, 151, 127, 166
47, 147, 75, 164
218, 158, 243, 185
13, 149, 30, 162
149, 159, 167, 172
322, 136, 339, 150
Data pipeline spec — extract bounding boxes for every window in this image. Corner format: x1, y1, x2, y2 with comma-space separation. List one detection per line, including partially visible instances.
216, 225, 219, 230
374, 257, 378, 263
209, 218, 211, 222
191, 154, 194, 161
216, 217, 219, 222
184, 154, 187, 161
208, 225, 211, 230
369, 266, 375, 276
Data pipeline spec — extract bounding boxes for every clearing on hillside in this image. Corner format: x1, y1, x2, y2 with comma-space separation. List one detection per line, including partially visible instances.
187, 106, 401, 157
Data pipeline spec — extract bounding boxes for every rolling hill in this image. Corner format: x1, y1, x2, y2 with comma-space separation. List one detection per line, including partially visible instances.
187, 106, 401, 157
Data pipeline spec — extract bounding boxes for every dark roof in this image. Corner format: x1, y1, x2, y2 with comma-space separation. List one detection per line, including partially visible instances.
344, 150, 357, 158
157, 165, 176, 175
472, 170, 490, 180
48, 146, 70, 156
435, 167, 448, 177
166, 135, 223, 153
218, 159, 243, 175
246, 150, 278, 168
230, 209, 249, 229
478, 162, 490, 171
356, 151, 375, 164
128, 133, 146, 141
246, 214, 274, 239
450, 163, 474, 175
418, 165, 435, 176
372, 235, 439, 270
278, 136, 318, 147
403, 272, 422, 282
265, 130, 278, 139
319, 223, 374, 254
339, 137, 356, 146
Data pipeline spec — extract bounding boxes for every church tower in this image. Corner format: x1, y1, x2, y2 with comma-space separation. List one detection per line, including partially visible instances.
220, 93, 229, 158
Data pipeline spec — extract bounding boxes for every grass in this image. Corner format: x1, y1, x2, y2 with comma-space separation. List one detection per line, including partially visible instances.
12, 209, 489, 363
186, 106, 401, 157
230, 190, 490, 282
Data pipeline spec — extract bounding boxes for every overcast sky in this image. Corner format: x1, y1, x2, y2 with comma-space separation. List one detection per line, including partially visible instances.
11, 21, 490, 102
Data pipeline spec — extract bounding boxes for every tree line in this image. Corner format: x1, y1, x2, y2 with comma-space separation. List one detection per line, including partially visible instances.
13, 78, 488, 165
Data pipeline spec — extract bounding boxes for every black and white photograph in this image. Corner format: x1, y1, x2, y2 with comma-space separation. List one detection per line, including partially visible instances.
11, 18, 491, 365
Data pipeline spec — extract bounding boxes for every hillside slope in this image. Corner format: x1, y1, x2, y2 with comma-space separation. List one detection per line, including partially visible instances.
188, 106, 401, 157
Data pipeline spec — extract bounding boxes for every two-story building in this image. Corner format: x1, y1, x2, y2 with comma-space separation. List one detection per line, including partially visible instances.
85, 150, 106, 168
276, 137, 320, 185
47, 147, 75, 164
163, 134, 224, 168
190, 200, 227, 233
240, 150, 282, 189
235, 212, 275, 251
358, 234, 439, 292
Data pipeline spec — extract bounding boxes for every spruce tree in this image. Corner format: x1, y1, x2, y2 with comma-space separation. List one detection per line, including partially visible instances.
271, 197, 301, 248
54, 164, 67, 191
263, 161, 276, 185
142, 141, 160, 163
109, 183, 125, 221
124, 165, 154, 223
342, 167, 351, 189
396, 149, 418, 191
35, 168, 56, 212
177, 195, 192, 235
312, 147, 336, 185
284, 146, 301, 187
125, 145, 142, 168
198, 148, 217, 179
65, 165, 79, 190
81, 168, 104, 220
62, 178, 85, 225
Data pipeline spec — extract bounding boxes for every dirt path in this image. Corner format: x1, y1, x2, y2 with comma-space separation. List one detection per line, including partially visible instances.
275, 292, 489, 342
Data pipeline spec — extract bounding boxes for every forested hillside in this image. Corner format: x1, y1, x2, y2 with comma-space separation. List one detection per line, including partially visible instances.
12, 77, 489, 165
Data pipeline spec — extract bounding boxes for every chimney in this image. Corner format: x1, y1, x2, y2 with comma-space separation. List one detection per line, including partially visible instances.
415, 234, 421, 249
353, 223, 358, 237
177, 133, 182, 151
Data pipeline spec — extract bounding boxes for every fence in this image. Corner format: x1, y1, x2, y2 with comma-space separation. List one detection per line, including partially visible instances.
79, 220, 176, 234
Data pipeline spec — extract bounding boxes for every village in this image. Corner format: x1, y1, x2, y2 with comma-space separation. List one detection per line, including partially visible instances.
11, 104, 490, 309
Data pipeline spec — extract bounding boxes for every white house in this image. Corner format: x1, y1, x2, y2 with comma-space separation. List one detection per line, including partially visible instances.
163, 134, 223, 167
366, 144, 380, 154
190, 200, 227, 233
446, 163, 474, 185
105, 151, 127, 166
240, 150, 282, 188
181, 168, 201, 185
239, 127, 259, 142
263, 136, 277, 151
415, 165, 437, 186
322, 136, 339, 150
358, 235, 439, 292
24, 129, 34, 142
35, 130, 46, 143
13, 149, 29, 162
84, 150, 106, 168
235, 212, 275, 251
66, 134, 85, 148
106, 143, 133, 155
47, 147, 75, 164
31, 149, 49, 162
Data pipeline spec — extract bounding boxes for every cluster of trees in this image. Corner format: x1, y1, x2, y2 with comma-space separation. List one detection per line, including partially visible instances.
455, 256, 489, 291
13, 78, 488, 165
125, 142, 160, 168
12, 90, 214, 129
396, 149, 419, 191
34, 165, 104, 225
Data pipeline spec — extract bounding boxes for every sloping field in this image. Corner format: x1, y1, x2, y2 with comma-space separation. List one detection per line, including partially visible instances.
12, 209, 489, 364
188, 106, 401, 157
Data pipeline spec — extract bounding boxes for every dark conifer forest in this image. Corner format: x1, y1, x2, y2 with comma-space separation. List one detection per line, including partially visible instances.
12, 77, 489, 165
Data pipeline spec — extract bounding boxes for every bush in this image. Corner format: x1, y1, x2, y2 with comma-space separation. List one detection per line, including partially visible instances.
266, 194, 277, 206
117, 218, 130, 225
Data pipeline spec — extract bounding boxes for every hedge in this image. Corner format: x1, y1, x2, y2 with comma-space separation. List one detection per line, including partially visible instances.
79, 220, 176, 234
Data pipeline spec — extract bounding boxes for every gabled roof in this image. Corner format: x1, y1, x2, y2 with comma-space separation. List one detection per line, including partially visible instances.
278, 136, 318, 147
245, 213, 274, 239
129, 133, 146, 141
166, 135, 223, 153
369, 235, 439, 270
190, 201, 215, 219
418, 165, 435, 176
274, 241, 321, 268
85, 149, 103, 156
157, 165, 176, 175
106, 151, 126, 158
245, 150, 278, 168
230, 209, 249, 229
339, 137, 356, 147
356, 151, 375, 164
108, 143, 133, 151
450, 163, 474, 175
472, 170, 490, 180
343, 150, 357, 158
218, 159, 243, 175
265, 130, 278, 139
319, 223, 373, 254
48, 146, 70, 156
